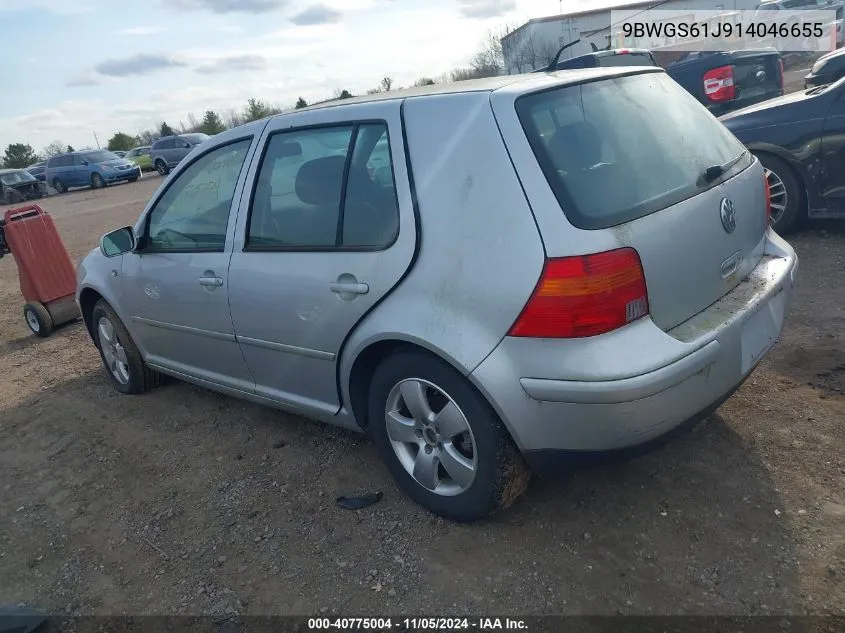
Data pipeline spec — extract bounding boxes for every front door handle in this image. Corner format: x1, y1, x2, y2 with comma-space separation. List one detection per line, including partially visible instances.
330, 282, 369, 295
198, 276, 224, 288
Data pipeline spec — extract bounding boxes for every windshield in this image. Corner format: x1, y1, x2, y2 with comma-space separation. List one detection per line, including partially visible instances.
81, 150, 120, 163
182, 134, 210, 145
0, 170, 37, 185
516, 71, 750, 229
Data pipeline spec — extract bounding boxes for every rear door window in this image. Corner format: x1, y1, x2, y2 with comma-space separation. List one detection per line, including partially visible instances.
516, 71, 751, 229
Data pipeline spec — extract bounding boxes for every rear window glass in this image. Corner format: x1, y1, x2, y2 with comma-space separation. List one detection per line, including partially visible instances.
516, 71, 750, 230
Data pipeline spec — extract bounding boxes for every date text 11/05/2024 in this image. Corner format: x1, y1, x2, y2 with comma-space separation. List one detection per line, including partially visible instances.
307, 618, 528, 631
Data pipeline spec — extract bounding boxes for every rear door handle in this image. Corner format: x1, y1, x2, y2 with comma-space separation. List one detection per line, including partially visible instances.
198, 276, 224, 288
330, 282, 369, 295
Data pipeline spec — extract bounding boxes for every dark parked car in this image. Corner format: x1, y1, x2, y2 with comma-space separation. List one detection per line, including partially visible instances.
805, 46, 845, 88
26, 161, 47, 182
150, 133, 209, 175
543, 47, 784, 115
0, 169, 47, 204
720, 77, 845, 232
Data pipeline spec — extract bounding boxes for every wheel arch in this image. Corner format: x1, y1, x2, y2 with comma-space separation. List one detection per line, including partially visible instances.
748, 145, 810, 208
344, 335, 480, 433
78, 286, 105, 341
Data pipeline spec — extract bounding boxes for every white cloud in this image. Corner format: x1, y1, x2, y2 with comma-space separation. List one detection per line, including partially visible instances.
116, 26, 166, 36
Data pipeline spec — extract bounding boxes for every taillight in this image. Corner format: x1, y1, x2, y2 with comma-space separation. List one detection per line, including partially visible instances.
703, 65, 735, 102
777, 58, 785, 91
508, 248, 650, 339
764, 171, 771, 228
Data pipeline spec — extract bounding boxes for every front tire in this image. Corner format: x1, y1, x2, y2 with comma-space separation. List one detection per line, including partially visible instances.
91, 173, 106, 189
757, 153, 803, 234
368, 350, 530, 522
24, 302, 53, 338
91, 300, 161, 394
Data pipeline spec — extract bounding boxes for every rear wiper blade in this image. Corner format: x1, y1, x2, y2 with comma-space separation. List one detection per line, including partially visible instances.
702, 151, 746, 183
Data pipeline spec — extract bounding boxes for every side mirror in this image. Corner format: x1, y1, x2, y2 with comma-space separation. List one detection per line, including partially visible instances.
100, 226, 136, 257
81, 160, 90, 166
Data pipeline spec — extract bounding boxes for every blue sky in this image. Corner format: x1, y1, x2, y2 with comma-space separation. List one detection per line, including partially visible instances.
0, 0, 606, 153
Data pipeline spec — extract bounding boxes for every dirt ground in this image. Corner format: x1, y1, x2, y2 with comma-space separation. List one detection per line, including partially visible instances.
0, 177, 843, 618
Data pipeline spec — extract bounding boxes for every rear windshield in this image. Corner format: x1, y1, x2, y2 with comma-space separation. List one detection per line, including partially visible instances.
516, 71, 750, 230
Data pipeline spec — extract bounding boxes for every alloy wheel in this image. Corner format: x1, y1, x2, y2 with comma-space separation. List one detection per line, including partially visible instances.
384, 378, 478, 496
98, 316, 130, 385
765, 167, 788, 226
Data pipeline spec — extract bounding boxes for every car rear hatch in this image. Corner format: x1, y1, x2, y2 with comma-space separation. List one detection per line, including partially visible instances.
729, 49, 783, 106
492, 69, 769, 334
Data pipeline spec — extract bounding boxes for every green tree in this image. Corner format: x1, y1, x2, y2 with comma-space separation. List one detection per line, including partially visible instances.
294, 97, 308, 109
199, 110, 225, 135
107, 132, 138, 152
159, 122, 175, 137
66, 145, 75, 153
414, 77, 436, 86
3, 143, 39, 168
243, 98, 270, 122
337, 89, 353, 99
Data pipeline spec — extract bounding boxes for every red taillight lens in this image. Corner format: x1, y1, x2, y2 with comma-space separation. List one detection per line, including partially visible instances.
703, 65, 735, 102
508, 248, 650, 339
764, 171, 771, 228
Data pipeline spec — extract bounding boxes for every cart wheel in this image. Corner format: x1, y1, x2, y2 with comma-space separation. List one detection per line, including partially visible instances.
24, 302, 54, 338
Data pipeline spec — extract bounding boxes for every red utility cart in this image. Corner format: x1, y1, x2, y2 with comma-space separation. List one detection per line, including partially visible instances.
0, 204, 80, 337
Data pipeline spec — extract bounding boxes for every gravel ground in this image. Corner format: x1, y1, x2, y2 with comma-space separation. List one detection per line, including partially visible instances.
0, 177, 843, 617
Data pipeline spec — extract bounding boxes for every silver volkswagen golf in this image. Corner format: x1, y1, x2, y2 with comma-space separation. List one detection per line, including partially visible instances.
76, 67, 798, 522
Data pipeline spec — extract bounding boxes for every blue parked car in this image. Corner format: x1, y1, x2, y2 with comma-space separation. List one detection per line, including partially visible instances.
44, 150, 141, 193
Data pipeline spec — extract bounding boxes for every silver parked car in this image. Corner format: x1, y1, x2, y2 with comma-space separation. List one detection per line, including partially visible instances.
76, 67, 798, 522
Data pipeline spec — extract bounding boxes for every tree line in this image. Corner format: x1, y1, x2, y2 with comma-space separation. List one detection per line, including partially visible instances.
2, 27, 516, 170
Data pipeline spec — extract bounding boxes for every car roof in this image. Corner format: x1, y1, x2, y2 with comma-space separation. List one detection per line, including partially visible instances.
274, 68, 663, 116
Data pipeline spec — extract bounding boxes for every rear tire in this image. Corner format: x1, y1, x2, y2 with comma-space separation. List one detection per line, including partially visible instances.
91, 173, 106, 189
155, 160, 169, 175
368, 350, 530, 522
756, 153, 803, 234
24, 302, 53, 338
52, 179, 66, 194
91, 300, 162, 394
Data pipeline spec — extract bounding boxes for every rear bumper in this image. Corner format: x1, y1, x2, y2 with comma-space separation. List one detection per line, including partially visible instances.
470, 230, 797, 454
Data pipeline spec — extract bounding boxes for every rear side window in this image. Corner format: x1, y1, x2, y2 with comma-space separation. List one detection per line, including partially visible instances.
516, 71, 750, 229
246, 122, 399, 250
49, 155, 72, 168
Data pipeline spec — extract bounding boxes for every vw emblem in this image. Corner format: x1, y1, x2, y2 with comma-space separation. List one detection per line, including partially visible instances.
720, 198, 737, 233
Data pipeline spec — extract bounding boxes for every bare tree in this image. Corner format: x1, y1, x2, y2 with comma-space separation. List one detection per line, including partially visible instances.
224, 108, 244, 129
414, 77, 436, 86
380, 77, 394, 92
42, 141, 66, 158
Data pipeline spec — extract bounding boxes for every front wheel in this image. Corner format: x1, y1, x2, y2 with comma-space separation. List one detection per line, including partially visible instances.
91, 300, 162, 394
368, 350, 530, 522
91, 173, 106, 189
757, 153, 804, 234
